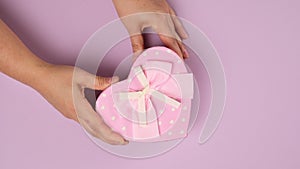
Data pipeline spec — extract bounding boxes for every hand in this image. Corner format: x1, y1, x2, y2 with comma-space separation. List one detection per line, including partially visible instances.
113, 0, 189, 59
0, 20, 128, 145
35, 64, 128, 145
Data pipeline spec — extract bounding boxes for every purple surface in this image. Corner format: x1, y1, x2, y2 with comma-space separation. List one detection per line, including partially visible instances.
1, 0, 300, 169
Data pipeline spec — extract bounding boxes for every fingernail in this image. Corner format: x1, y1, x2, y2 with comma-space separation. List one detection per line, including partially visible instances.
123, 140, 129, 145
111, 76, 119, 84
120, 139, 129, 145
183, 31, 189, 39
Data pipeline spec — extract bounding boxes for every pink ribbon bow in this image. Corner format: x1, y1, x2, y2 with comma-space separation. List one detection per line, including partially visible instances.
112, 60, 192, 139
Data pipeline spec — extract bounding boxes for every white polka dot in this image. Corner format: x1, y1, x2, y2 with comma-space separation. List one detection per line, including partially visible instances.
102, 93, 107, 97
101, 105, 105, 110
168, 131, 173, 136
111, 116, 116, 121
121, 126, 126, 131
155, 51, 159, 55
142, 52, 147, 56
169, 120, 174, 124
159, 110, 164, 114
171, 108, 175, 111
183, 106, 187, 110
181, 118, 186, 122
177, 59, 182, 63
158, 121, 162, 126
167, 49, 172, 53
180, 130, 185, 135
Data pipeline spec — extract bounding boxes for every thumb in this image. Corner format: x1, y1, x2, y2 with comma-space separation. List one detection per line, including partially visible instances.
86, 75, 119, 90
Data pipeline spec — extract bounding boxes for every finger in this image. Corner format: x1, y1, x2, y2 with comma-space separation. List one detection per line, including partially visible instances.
169, 9, 189, 39
72, 68, 118, 90
153, 16, 184, 58
94, 76, 119, 90
73, 87, 128, 145
85, 74, 119, 91
130, 34, 144, 60
159, 34, 183, 59
80, 115, 128, 145
120, 17, 144, 54
177, 40, 189, 59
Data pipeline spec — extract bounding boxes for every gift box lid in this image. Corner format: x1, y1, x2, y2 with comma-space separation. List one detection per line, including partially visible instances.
96, 47, 194, 142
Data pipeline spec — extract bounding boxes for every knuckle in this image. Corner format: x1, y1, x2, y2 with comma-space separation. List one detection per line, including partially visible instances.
90, 131, 100, 138
96, 76, 109, 88
131, 42, 143, 52
90, 126, 101, 137
163, 38, 177, 45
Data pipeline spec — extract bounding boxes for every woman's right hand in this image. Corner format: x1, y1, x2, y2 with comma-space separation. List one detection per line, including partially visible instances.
35, 64, 128, 145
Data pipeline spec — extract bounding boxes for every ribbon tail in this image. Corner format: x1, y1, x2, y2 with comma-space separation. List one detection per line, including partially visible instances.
118, 92, 141, 100
137, 95, 147, 126
151, 90, 181, 108
132, 98, 160, 140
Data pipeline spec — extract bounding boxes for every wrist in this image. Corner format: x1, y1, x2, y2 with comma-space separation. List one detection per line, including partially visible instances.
24, 58, 53, 91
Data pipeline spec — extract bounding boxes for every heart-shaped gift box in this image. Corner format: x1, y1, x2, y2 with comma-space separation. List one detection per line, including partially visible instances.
95, 47, 193, 142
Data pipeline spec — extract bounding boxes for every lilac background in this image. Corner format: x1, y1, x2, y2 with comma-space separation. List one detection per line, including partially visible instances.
1, 0, 300, 169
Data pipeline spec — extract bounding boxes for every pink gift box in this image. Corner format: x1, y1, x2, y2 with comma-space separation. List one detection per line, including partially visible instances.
95, 47, 193, 142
